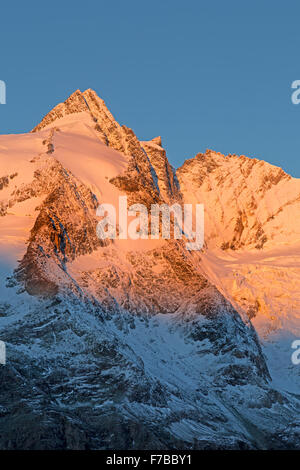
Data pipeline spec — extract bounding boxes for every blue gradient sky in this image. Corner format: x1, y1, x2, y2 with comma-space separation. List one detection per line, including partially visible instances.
1, 0, 300, 176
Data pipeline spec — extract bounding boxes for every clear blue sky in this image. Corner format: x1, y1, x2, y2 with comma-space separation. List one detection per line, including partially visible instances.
1, 0, 300, 176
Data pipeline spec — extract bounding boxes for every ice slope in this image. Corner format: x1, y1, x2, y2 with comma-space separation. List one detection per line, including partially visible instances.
200, 246, 300, 394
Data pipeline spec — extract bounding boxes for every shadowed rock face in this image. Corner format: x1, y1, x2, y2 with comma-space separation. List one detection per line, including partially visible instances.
0, 90, 299, 450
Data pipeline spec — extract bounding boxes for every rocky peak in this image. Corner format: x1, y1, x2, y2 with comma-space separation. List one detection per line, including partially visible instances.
178, 149, 300, 250
150, 136, 162, 147
32, 89, 163, 204
141, 138, 180, 203
33, 88, 133, 156
32, 90, 88, 132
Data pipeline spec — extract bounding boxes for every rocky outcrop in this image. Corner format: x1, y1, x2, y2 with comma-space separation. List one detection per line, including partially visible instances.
14, 158, 103, 296
141, 138, 181, 203
32, 90, 88, 132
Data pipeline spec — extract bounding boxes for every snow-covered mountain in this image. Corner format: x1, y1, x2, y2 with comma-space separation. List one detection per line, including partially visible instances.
0, 89, 299, 449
